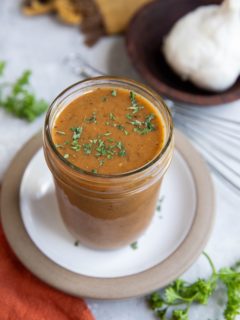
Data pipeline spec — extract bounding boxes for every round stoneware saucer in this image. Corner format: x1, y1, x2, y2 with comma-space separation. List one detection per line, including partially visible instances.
1, 130, 215, 299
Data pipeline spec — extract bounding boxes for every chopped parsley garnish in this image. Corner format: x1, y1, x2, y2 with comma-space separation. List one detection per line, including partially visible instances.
70, 127, 82, 151
126, 113, 133, 120
111, 89, 117, 97
109, 112, 116, 121
71, 140, 81, 151
130, 113, 156, 135
116, 123, 129, 135
99, 159, 105, 166
71, 127, 83, 140
91, 169, 98, 174
129, 91, 144, 114
55, 143, 64, 149
148, 252, 240, 320
0, 61, 48, 121
130, 241, 138, 250
103, 131, 112, 136
102, 96, 107, 102
63, 153, 69, 159
85, 112, 97, 124
129, 119, 142, 126
56, 130, 66, 135
83, 143, 92, 155
116, 141, 126, 157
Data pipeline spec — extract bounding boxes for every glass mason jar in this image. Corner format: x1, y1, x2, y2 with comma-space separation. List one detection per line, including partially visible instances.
43, 77, 174, 250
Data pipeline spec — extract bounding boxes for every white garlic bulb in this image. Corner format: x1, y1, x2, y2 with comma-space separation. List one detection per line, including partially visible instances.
163, 0, 240, 92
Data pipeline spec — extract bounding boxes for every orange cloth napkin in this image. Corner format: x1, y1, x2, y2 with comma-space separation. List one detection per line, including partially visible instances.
0, 224, 95, 320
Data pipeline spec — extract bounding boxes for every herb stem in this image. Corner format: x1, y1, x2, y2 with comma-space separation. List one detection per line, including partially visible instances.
203, 251, 217, 275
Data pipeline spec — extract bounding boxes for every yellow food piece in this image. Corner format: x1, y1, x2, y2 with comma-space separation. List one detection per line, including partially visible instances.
54, 0, 82, 25
22, 0, 82, 25
22, 0, 55, 15
95, 0, 152, 34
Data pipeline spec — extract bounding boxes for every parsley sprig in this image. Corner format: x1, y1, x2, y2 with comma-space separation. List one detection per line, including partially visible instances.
149, 253, 240, 320
0, 61, 48, 121
129, 91, 144, 114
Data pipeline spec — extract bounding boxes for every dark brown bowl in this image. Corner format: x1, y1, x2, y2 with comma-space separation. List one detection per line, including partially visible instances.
126, 0, 240, 106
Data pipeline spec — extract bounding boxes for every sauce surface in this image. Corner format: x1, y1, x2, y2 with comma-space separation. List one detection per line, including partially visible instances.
52, 87, 165, 174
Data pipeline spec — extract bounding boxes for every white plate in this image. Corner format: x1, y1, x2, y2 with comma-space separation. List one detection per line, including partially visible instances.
20, 148, 196, 278
1, 130, 215, 299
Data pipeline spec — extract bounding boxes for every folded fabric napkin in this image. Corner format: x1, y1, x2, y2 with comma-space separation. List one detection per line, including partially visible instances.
0, 223, 94, 320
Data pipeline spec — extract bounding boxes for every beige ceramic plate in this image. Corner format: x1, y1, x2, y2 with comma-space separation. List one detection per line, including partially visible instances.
1, 130, 215, 299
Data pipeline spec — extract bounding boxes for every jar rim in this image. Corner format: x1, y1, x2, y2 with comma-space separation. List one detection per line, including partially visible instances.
44, 76, 173, 179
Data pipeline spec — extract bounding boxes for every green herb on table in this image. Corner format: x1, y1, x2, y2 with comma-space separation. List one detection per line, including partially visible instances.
148, 252, 240, 320
0, 61, 48, 121
111, 89, 117, 97
74, 240, 80, 247
0, 61, 6, 75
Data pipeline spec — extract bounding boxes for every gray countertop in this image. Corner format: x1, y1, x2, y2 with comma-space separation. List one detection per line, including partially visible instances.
1, 1, 240, 319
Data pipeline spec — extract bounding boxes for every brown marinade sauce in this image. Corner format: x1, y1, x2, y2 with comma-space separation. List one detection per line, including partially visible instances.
52, 87, 165, 175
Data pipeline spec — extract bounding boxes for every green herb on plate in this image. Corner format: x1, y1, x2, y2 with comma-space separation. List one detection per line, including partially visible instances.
130, 241, 138, 250
156, 196, 165, 212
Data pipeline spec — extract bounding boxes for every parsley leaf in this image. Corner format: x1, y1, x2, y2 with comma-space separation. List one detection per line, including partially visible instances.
0, 62, 48, 121
148, 253, 240, 320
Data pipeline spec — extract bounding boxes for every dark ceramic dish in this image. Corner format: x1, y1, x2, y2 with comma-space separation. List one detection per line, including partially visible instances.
126, 0, 240, 106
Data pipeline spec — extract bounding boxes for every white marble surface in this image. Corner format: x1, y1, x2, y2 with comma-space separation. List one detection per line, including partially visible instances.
1, 1, 240, 319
